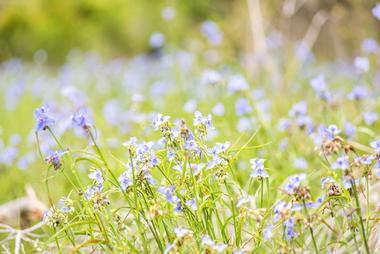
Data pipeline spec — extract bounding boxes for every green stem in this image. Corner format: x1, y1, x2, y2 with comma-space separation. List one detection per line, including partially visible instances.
302, 200, 319, 254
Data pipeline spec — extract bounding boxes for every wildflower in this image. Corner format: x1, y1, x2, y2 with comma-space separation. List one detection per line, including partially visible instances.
321, 177, 334, 188
373, 3, 380, 20
185, 199, 197, 211
359, 155, 375, 165
250, 158, 268, 178
88, 170, 104, 184
273, 201, 291, 222
201, 21, 223, 45
288, 101, 307, 117
284, 217, 298, 241
370, 139, 380, 154
344, 122, 356, 138
212, 103, 225, 116
354, 56, 370, 73
235, 98, 252, 116
325, 124, 341, 140
263, 224, 274, 241
34, 106, 55, 132
202, 70, 223, 86
348, 86, 368, 101
72, 109, 92, 131
293, 157, 308, 170
228, 75, 249, 94
161, 7, 176, 21
362, 38, 379, 53
152, 113, 170, 131
118, 170, 133, 191
45, 150, 66, 170
374, 160, 380, 177
331, 155, 350, 170
149, 32, 165, 48
283, 174, 305, 194
364, 112, 378, 125
158, 186, 178, 204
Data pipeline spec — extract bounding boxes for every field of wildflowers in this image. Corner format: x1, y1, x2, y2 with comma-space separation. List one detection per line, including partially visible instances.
1, 2, 380, 254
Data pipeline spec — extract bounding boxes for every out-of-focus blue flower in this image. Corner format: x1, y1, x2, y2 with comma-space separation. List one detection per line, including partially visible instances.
88, 170, 104, 184
185, 199, 197, 211
149, 32, 165, 48
34, 106, 55, 132
293, 157, 308, 170
235, 98, 252, 116
263, 224, 274, 241
344, 122, 356, 138
212, 103, 225, 116
321, 177, 334, 188
370, 139, 380, 154
331, 155, 350, 170
174, 227, 192, 239
201, 21, 223, 45
372, 3, 380, 20
202, 70, 223, 86
201, 235, 227, 253
364, 112, 378, 126
161, 7, 176, 21
118, 170, 132, 191
348, 86, 368, 101
284, 217, 298, 241
289, 101, 307, 117
354, 56, 369, 73
362, 38, 379, 53
358, 155, 375, 165
309, 75, 331, 101
228, 75, 249, 94
250, 158, 268, 178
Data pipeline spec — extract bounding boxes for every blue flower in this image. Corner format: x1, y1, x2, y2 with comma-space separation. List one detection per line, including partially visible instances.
364, 112, 378, 126
45, 150, 66, 170
72, 109, 92, 130
158, 186, 178, 204
34, 106, 55, 132
354, 56, 369, 73
344, 122, 356, 138
235, 98, 252, 116
88, 170, 104, 184
284, 217, 298, 241
118, 170, 132, 191
263, 224, 274, 241
370, 139, 380, 154
331, 155, 350, 170
250, 158, 268, 178
348, 86, 368, 101
152, 113, 170, 130
373, 4, 380, 21
288, 101, 307, 117
324, 124, 340, 140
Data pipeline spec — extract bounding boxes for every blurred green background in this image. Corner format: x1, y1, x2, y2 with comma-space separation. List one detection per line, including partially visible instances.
0, 0, 379, 64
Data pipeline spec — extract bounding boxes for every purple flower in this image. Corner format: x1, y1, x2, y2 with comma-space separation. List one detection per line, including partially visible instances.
235, 98, 252, 116
34, 106, 55, 132
45, 150, 66, 170
284, 217, 298, 241
331, 155, 350, 170
72, 109, 92, 130
158, 186, 178, 204
228, 75, 249, 94
348, 86, 368, 101
370, 139, 380, 154
212, 103, 225, 116
354, 57, 369, 73
152, 113, 170, 130
344, 122, 356, 138
118, 171, 132, 191
201, 21, 223, 45
288, 101, 307, 117
362, 38, 379, 53
283, 174, 305, 194
364, 112, 378, 126
324, 124, 340, 140
372, 4, 380, 20
250, 158, 268, 178
263, 224, 274, 241
149, 32, 165, 48
293, 157, 308, 170
88, 170, 104, 184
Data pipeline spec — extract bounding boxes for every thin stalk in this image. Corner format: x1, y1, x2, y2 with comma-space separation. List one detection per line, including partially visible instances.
302, 200, 319, 254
